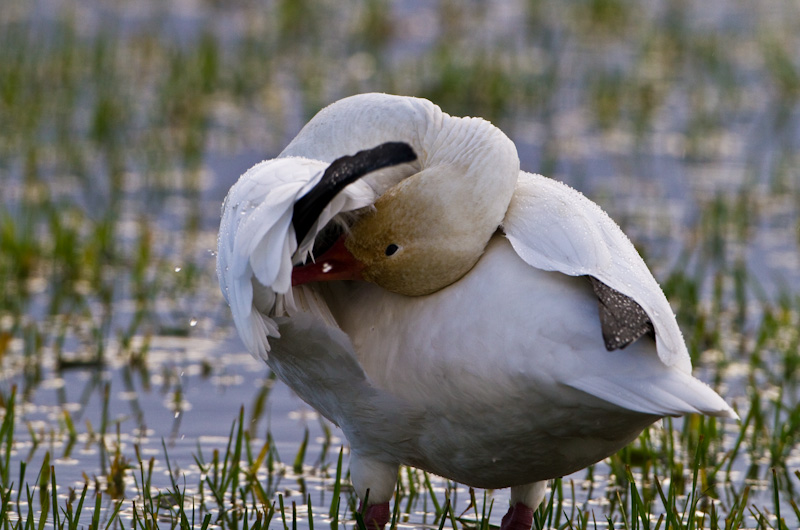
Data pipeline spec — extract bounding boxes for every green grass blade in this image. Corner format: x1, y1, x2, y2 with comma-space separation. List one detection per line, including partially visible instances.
329, 447, 344, 520
292, 429, 309, 475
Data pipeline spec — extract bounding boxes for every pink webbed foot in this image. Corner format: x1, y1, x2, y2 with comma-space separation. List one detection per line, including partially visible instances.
359, 501, 391, 530
500, 502, 534, 530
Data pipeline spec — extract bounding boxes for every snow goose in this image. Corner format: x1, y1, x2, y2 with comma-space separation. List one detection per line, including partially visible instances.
217, 93, 736, 530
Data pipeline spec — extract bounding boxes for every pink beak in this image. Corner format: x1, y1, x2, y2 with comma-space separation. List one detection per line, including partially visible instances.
291, 236, 366, 286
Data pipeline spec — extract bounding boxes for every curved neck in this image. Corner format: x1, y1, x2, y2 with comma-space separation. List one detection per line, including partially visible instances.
288, 94, 521, 296
279, 93, 519, 211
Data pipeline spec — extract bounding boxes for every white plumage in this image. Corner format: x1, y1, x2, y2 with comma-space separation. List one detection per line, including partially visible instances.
217, 93, 736, 530
217, 157, 375, 356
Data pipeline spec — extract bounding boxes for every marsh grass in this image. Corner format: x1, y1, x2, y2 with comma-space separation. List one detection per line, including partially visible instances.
1, 0, 800, 528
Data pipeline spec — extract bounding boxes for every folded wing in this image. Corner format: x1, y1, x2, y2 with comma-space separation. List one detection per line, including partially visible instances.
501, 171, 692, 374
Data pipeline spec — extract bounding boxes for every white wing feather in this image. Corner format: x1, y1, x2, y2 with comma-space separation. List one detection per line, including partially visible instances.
502, 172, 692, 373
217, 157, 375, 360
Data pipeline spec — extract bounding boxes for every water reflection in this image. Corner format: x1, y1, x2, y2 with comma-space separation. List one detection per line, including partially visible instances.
1, 0, 800, 527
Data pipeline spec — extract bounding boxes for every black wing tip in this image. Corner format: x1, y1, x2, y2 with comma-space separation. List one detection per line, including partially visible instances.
324, 142, 417, 186
292, 142, 418, 245
588, 276, 656, 352
370, 141, 418, 166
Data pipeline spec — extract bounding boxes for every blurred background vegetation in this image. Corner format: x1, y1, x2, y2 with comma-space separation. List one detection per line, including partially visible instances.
1, 0, 800, 528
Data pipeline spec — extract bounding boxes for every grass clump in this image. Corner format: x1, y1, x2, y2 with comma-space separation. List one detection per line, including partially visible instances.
0, 1, 799, 528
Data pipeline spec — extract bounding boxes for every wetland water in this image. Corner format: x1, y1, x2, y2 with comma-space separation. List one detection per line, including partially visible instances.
1, 0, 800, 528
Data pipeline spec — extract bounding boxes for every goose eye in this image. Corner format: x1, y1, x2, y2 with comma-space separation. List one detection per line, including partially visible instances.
385, 244, 400, 256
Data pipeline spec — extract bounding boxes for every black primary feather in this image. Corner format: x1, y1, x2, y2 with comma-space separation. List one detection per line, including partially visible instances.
588, 276, 655, 351
292, 142, 417, 245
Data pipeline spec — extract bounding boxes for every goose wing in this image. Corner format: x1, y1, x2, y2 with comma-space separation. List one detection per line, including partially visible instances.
217, 157, 375, 360
501, 171, 692, 374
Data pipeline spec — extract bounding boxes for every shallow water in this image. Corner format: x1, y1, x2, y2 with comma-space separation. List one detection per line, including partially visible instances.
2, 0, 800, 528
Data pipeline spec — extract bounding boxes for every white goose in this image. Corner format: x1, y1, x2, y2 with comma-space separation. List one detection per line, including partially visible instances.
217, 93, 736, 530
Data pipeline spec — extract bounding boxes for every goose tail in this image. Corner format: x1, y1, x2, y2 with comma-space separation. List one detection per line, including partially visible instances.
568, 369, 738, 420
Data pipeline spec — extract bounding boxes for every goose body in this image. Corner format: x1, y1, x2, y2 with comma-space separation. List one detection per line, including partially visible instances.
217, 93, 736, 529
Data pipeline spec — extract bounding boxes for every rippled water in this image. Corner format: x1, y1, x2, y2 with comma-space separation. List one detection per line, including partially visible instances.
2, 0, 800, 528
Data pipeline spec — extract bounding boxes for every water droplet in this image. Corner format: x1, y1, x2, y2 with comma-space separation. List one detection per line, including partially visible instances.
322, 262, 333, 273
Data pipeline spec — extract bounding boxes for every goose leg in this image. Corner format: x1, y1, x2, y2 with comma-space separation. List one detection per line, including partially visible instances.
500, 481, 546, 530
359, 502, 391, 530
350, 453, 398, 530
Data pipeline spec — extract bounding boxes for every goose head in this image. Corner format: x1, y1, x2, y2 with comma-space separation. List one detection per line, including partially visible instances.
292, 135, 519, 296
343, 166, 494, 296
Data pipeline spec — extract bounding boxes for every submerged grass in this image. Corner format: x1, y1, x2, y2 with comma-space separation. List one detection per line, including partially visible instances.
1, 0, 800, 528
